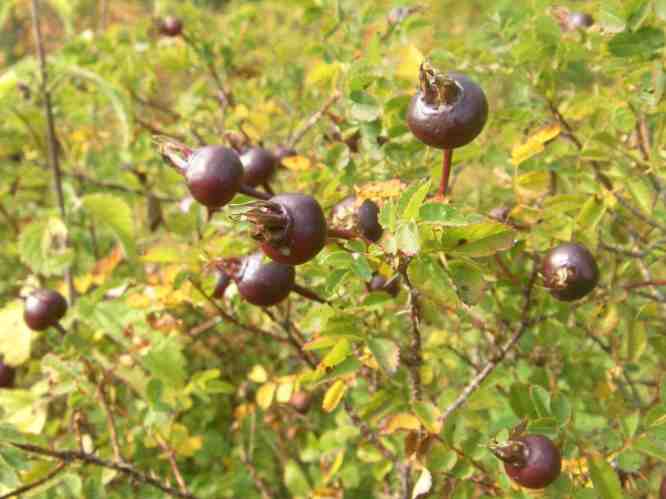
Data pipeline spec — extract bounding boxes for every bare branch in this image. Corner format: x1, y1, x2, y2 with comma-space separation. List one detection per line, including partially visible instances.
288, 91, 342, 149
0, 462, 69, 499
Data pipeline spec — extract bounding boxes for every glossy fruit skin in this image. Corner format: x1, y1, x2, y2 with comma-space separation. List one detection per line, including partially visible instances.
24, 288, 68, 331
160, 16, 183, 37
357, 199, 383, 242
185, 146, 243, 209
240, 147, 278, 187
542, 243, 599, 301
236, 253, 295, 307
368, 274, 400, 297
504, 435, 562, 489
261, 194, 327, 265
407, 72, 488, 149
0, 361, 16, 388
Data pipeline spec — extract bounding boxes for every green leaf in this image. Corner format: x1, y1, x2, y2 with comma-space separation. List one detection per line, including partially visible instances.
396, 221, 420, 255
0, 301, 33, 366
413, 402, 442, 434
587, 455, 624, 499
367, 338, 400, 375
143, 337, 187, 389
17, 218, 74, 276
401, 181, 431, 221
634, 436, 666, 462
608, 27, 665, 58
550, 393, 572, 426
509, 383, 538, 419
419, 204, 483, 226
82, 194, 136, 258
625, 176, 654, 215
321, 338, 351, 368
530, 385, 551, 418
0, 390, 47, 434
349, 91, 380, 122
657, 0, 666, 21
526, 417, 558, 437
446, 260, 485, 305
440, 222, 515, 257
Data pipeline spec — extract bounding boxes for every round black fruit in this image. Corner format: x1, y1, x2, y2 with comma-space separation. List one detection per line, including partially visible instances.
240, 147, 278, 187
542, 243, 599, 301
0, 361, 16, 388
185, 146, 244, 209
494, 435, 562, 489
247, 193, 327, 265
236, 253, 295, 306
159, 16, 183, 37
368, 274, 400, 297
24, 288, 68, 331
407, 63, 488, 149
357, 199, 383, 242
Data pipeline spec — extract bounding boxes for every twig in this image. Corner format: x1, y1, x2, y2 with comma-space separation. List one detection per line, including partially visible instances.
0, 462, 69, 499
240, 455, 274, 499
439, 265, 538, 424
343, 400, 394, 460
261, 309, 316, 368
288, 91, 342, 149
189, 279, 292, 345
11, 443, 197, 499
398, 256, 422, 402
95, 376, 123, 463
154, 432, 190, 496
623, 280, 666, 290
30, 0, 75, 304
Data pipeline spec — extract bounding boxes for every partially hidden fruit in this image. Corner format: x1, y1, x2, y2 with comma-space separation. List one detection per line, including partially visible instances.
357, 199, 383, 242
0, 361, 16, 388
159, 16, 183, 37
212, 269, 231, 299
367, 273, 400, 297
567, 12, 594, 30
289, 390, 311, 414
407, 62, 488, 149
235, 253, 295, 307
246, 193, 327, 265
185, 146, 244, 209
542, 243, 599, 301
492, 434, 562, 489
24, 288, 68, 331
240, 147, 278, 187
660, 475, 666, 499
275, 145, 297, 164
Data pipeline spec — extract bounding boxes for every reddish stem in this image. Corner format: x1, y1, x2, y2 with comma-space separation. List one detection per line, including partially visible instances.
624, 280, 666, 290
439, 148, 453, 197
328, 226, 358, 240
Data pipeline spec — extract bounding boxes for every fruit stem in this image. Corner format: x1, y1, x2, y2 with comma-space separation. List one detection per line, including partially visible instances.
238, 184, 271, 201
53, 323, 67, 337
261, 181, 275, 196
292, 283, 328, 304
439, 148, 453, 197
328, 227, 358, 240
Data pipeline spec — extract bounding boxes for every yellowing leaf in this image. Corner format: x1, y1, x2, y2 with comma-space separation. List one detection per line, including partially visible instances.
306, 61, 343, 89
276, 382, 293, 403
355, 179, 407, 201
282, 155, 313, 171
380, 413, 421, 434
396, 45, 424, 81
0, 390, 47, 434
511, 123, 561, 166
92, 245, 124, 285
256, 382, 276, 410
322, 449, 345, 484
249, 364, 268, 383
322, 380, 347, 413
514, 170, 551, 201
0, 301, 33, 365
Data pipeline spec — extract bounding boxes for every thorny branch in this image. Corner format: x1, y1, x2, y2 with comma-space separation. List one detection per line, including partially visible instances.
398, 256, 423, 402
11, 443, 198, 499
439, 265, 539, 424
30, 0, 75, 303
0, 462, 69, 499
